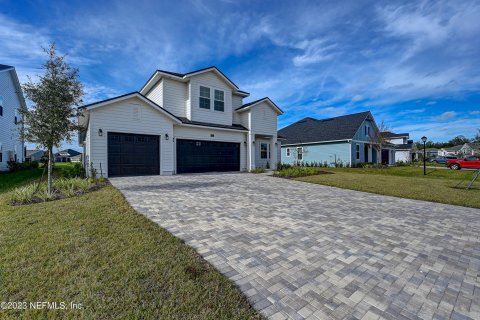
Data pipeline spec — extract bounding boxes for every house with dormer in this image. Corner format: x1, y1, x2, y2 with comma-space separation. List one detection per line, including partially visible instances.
79, 67, 283, 177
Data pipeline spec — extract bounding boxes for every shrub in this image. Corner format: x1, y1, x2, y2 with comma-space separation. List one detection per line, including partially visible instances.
59, 162, 85, 178
10, 184, 38, 204
273, 167, 330, 178
277, 163, 292, 170
55, 178, 90, 196
250, 167, 266, 173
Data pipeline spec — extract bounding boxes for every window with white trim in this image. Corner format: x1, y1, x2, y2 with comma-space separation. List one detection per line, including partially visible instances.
356, 144, 360, 160
260, 143, 268, 159
199, 86, 210, 109
214, 89, 224, 112
286, 148, 291, 157
297, 147, 303, 161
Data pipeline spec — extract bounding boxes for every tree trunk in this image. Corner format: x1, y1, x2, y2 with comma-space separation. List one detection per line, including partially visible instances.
47, 148, 53, 195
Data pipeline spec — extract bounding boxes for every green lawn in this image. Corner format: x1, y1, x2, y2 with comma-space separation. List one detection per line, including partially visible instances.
295, 166, 480, 208
0, 169, 44, 193
0, 172, 260, 319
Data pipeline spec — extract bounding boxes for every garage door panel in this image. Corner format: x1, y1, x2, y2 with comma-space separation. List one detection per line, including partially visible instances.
108, 132, 160, 177
177, 139, 240, 174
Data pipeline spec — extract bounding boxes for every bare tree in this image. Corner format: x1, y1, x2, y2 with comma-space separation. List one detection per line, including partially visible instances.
369, 120, 390, 163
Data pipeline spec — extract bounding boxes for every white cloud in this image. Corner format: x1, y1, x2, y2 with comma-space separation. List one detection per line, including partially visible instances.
470, 110, 480, 115
434, 111, 457, 121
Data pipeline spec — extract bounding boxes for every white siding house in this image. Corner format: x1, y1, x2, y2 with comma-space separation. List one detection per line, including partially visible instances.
0, 64, 25, 171
79, 67, 283, 177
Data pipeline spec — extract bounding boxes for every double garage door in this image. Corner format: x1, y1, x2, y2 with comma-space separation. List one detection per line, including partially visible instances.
107, 133, 240, 176
176, 139, 240, 173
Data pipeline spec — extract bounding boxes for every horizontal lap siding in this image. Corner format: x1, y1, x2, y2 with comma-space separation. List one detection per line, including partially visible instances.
89, 97, 174, 177
250, 102, 277, 136
145, 79, 163, 106
232, 95, 243, 125
174, 126, 247, 171
163, 78, 187, 118
189, 71, 233, 126
282, 143, 351, 166
0, 71, 23, 171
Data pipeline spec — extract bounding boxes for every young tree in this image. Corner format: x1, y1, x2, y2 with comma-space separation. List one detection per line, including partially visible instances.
369, 120, 390, 163
19, 44, 84, 194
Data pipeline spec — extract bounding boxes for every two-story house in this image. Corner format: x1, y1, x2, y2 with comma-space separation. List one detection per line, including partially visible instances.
79, 67, 283, 177
0, 64, 25, 171
278, 111, 380, 167
380, 132, 416, 164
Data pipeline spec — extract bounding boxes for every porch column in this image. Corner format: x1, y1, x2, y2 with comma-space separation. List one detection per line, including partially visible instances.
270, 135, 277, 170
247, 132, 255, 171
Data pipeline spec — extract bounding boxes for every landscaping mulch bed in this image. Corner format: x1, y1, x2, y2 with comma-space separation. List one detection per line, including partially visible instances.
11, 181, 110, 206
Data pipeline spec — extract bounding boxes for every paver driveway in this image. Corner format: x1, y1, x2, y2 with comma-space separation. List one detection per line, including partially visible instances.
111, 173, 480, 320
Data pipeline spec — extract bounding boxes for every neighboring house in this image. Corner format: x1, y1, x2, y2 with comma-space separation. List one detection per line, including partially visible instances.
438, 145, 463, 156
380, 132, 416, 164
459, 143, 480, 156
423, 148, 439, 158
25, 149, 45, 162
278, 111, 380, 167
55, 149, 82, 163
0, 64, 25, 171
79, 66, 283, 177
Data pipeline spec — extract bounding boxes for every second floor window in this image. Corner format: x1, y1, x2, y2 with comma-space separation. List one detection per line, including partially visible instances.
214, 89, 224, 112
199, 86, 210, 109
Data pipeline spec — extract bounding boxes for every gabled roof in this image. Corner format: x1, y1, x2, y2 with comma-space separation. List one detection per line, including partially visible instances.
140, 66, 250, 96
235, 97, 283, 115
381, 132, 409, 138
394, 143, 415, 150
177, 117, 248, 131
0, 64, 14, 72
464, 142, 480, 149
55, 149, 81, 157
80, 92, 182, 124
442, 145, 463, 151
278, 111, 373, 145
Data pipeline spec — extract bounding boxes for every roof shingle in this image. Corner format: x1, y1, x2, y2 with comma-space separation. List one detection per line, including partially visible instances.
278, 111, 372, 145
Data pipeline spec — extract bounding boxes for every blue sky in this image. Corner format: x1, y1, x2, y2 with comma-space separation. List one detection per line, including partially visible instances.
1, 0, 479, 151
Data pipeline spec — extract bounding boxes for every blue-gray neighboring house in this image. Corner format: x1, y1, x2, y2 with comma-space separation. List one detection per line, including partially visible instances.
278, 111, 380, 166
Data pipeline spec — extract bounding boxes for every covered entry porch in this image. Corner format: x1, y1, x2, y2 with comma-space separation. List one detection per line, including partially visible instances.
246, 133, 278, 171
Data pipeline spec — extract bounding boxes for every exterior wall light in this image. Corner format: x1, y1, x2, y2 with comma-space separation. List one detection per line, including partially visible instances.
165, 134, 169, 140
98, 129, 103, 136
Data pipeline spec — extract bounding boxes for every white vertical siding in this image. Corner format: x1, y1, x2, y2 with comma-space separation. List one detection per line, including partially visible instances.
163, 78, 187, 118
145, 79, 163, 106
189, 71, 233, 125
89, 97, 175, 177
0, 70, 24, 171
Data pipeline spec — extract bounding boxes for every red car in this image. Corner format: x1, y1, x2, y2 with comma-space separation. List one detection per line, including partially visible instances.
447, 156, 480, 170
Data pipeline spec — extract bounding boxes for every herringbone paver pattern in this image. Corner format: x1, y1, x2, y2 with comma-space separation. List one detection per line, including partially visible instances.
111, 173, 480, 320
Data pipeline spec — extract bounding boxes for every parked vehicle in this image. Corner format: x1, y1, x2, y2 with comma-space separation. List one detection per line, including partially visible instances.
447, 156, 480, 170
431, 156, 457, 164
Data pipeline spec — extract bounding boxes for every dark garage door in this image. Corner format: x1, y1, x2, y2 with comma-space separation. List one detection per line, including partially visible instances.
177, 139, 240, 173
108, 132, 160, 177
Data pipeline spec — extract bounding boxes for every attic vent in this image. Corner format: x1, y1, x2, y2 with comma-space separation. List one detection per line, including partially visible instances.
319, 118, 333, 122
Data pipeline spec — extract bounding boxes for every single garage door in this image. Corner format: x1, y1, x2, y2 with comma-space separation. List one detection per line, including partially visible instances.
108, 132, 160, 177
177, 139, 240, 173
